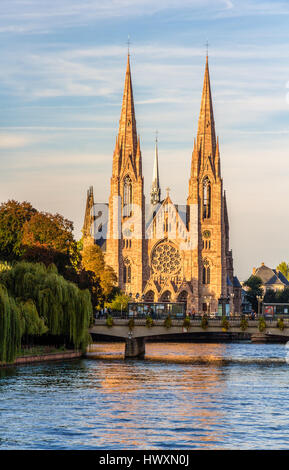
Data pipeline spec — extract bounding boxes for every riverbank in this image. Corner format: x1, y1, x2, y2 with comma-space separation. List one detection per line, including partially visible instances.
0, 347, 83, 367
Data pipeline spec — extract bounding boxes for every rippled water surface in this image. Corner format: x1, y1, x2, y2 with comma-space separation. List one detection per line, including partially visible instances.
1, 342, 289, 449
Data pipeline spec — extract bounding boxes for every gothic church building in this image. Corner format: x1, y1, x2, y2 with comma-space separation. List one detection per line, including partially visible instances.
83, 54, 242, 314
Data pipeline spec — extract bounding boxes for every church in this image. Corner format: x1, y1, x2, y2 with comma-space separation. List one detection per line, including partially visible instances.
83, 53, 242, 315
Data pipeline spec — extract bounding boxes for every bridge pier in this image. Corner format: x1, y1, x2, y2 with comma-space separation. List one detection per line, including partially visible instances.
125, 337, 145, 358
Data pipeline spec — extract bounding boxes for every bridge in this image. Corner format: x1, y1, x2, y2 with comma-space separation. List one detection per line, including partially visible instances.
89, 317, 289, 358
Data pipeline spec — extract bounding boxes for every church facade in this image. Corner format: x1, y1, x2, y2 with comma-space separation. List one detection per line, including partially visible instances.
83, 54, 242, 314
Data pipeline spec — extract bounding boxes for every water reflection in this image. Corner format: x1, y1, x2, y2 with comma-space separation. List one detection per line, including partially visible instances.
0, 342, 288, 449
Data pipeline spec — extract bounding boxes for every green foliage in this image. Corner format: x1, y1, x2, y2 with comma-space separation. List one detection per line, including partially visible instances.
0, 261, 11, 273
183, 317, 190, 329
244, 275, 264, 312
106, 315, 114, 328
264, 288, 276, 303
276, 288, 289, 303
164, 315, 172, 329
221, 316, 230, 331
145, 315, 154, 328
240, 316, 249, 331
0, 285, 22, 363
19, 299, 48, 337
200, 315, 209, 330
277, 318, 285, 331
128, 318, 135, 330
0, 261, 93, 353
106, 293, 130, 312
258, 317, 267, 332
277, 262, 289, 280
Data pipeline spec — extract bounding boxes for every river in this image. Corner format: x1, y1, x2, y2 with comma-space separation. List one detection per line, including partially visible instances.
1, 341, 289, 449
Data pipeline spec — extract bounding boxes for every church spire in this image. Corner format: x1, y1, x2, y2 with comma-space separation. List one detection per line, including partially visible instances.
197, 55, 216, 161
150, 134, 161, 205
118, 53, 138, 162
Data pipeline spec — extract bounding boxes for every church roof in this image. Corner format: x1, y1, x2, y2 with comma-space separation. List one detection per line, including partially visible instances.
254, 264, 289, 287
233, 276, 242, 288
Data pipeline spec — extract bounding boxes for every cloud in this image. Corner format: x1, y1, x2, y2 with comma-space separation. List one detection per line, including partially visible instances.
2, 0, 289, 36
0, 133, 44, 148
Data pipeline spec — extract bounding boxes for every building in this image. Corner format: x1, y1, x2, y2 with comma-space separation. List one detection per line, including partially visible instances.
252, 262, 289, 293
83, 53, 242, 314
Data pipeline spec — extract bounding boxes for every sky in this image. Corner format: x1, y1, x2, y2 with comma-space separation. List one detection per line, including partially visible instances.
0, 0, 289, 280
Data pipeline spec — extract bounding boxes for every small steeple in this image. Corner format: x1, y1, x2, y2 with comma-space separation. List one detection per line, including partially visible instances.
82, 186, 95, 242
197, 54, 216, 161
215, 135, 221, 177
150, 133, 161, 205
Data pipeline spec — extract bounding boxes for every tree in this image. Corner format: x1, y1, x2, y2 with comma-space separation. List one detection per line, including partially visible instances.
276, 288, 289, 303
0, 261, 93, 355
243, 275, 263, 312
81, 244, 117, 306
22, 212, 74, 252
21, 211, 77, 276
0, 200, 36, 260
277, 262, 289, 280
106, 293, 130, 312
264, 288, 276, 303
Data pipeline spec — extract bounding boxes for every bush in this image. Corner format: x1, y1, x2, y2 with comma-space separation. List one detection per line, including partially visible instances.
221, 316, 230, 331
128, 318, 135, 331
164, 315, 172, 329
201, 315, 209, 330
106, 315, 114, 328
240, 316, 248, 331
146, 316, 154, 328
277, 318, 285, 331
258, 317, 267, 332
183, 317, 190, 329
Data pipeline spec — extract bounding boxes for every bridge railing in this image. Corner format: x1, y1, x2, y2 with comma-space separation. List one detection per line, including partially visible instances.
93, 313, 285, 326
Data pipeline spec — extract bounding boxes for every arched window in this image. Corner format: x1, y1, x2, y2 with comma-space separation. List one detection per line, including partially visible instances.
203, 177, 211, 219
178, 291, 188, 302
161, 291, 171, 302
123, 175, 132, 217
123, 259, 131, 284
145, 291, 155, 302
202, 259, 210, 285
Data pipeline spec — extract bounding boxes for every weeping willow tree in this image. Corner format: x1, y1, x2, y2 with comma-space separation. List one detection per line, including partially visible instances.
0, 261, 93, 358
0, 285, 21, 363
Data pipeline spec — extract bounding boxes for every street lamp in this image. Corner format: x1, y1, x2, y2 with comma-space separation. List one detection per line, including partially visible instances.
203, 295, 210, 315
230, 292, 235, 317
256, 295, 264, 317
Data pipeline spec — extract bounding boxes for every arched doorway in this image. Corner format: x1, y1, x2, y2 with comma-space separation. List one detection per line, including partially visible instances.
178, 291, 188, 312
160, 291, 171, 302
144, 290, 155, 302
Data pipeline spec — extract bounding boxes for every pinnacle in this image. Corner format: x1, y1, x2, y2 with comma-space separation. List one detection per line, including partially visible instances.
197, 55, 216, 159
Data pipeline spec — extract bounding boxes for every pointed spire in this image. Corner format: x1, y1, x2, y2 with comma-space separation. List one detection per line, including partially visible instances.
197, 55, 216, 161
150, 134, 161, 205
190, 137, 199, 178
82, 186, 95, 241
118, 53, 138, 162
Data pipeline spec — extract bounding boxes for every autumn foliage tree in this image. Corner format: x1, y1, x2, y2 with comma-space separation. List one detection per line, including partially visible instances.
0, 200, 36, 260
81, 243, 117, 307
21, 211, 76, 273
0, 200, 77, 276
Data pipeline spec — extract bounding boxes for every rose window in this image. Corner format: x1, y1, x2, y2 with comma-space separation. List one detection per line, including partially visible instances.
151, 242, 181, 274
